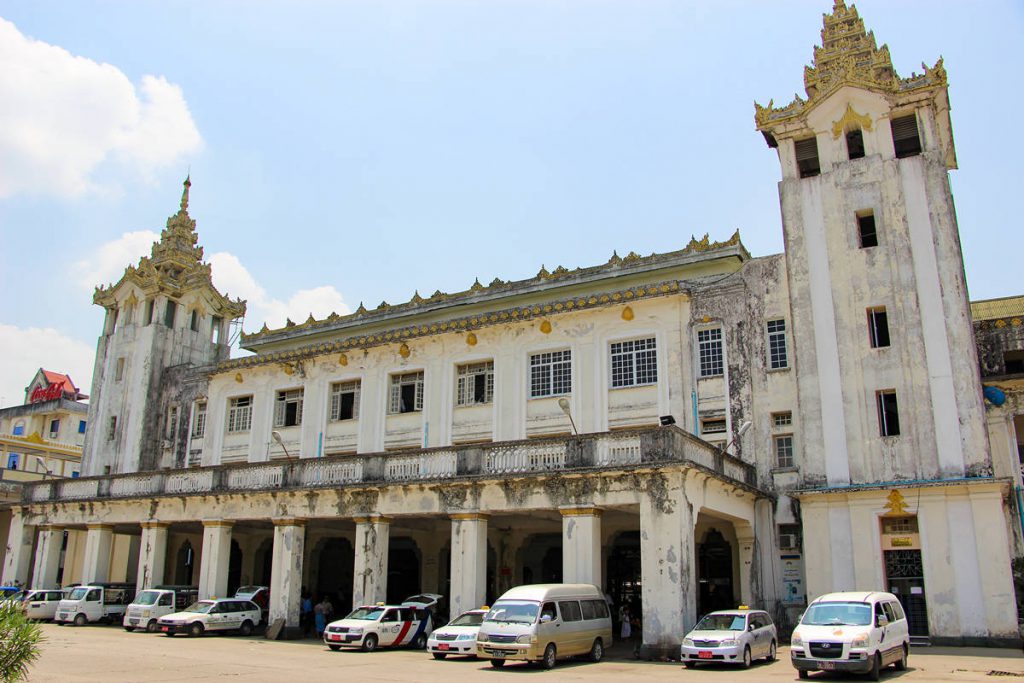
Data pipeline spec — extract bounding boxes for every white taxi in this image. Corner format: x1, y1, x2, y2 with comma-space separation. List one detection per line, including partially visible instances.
324, 604, 433, 652
9, 589, 67, 621
157, 598, 260, 637
427, 608, 486, 659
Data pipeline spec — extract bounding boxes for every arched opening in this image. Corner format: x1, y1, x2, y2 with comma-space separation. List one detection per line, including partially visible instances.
227, 539, 243, 595
607, 530, 642, 623
253, 539, 273, 587
315, 537, 354, 615
386, 537, 421, 604
518, 533, 562, 585
697, 528, 734, 616
175, 540, 196, 585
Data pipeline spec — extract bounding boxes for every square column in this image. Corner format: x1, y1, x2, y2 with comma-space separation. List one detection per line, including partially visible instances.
269, 519, 306, 637
136, 522, 169, 590
639, 473, 695, 659
2, 512, 35, 586
82, 524, 114, 584
32, 526, 63, 589
198, 521, 233, 599
734, 522, 755, 607
561, 507, 602, 587
352, 516, 389, 607
449, 513, 488, 617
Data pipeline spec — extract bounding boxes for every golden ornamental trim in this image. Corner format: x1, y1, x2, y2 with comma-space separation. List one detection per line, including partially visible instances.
831, 103, 873, 139
559, 507, 603, 517
883, 489, 910, 516
450, 512, 490, 521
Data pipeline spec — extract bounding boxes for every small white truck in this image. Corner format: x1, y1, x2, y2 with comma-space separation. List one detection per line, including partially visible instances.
56, 583, 135, 626
124, 586, 200, 632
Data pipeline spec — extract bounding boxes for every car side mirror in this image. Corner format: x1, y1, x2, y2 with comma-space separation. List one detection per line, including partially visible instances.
748, 624, 756, 632
540, 614, 553, 623
877, 615, 888, 628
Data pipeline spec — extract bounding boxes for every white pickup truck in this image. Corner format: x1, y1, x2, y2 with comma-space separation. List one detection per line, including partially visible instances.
124, 586, 199, 632
56, 583, 135, 626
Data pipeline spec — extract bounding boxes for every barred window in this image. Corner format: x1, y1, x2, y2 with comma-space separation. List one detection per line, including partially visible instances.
698, 328, 724, 377
274, 389, 304, 427
610, 337, 658, 388
457, 361, 494, 406
331, 380, 361, 421
227, 396, 253, 433
775, 434, 794, 468
702, 418, 727, 435
192, 401, 207, 438
767, 319, 789, 369
530, 350, 572, 398
389, 372, 424, 414
772, 412, 792, 429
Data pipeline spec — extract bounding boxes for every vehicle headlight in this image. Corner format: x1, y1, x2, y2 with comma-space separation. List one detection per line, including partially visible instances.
457, 634, 475, 641
348, 628, 362, 635
683, 638, 694, 646
851, 634, 868, 648
142, 610, 151, 617
719, 638, 736, 646
516, 634, 535, 645
790, 631, 803, 647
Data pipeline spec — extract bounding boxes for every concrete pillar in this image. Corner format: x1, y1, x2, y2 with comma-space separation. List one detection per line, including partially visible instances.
561, 507, 602, 587
639, 472, 695, 659
352, 516, 389, 607
32, 526, 63, 589
198, 521, 233, 599
82, 524, 114, 585
136, 523, 169, 590
450, 513, 488, 617
269, 519, 306, 637
734, 522, 755, 607
2, 512, 35, 587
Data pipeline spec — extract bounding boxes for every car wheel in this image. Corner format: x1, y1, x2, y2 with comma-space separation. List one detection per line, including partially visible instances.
432, 653, 447, 660
124, 626, 134, 632
589, 638, 604, 663
868, 652, 881, 681
895, 644, 908, 671
798, 670, 808, 680
542, 643, 557, 670
412, 633, 427, 649
239, 620, 254, 637
766, 640, 777, 662
489, 659, 505, 668
683, 661, 696, 669
742, 646, 752, 668
73, 613, 87, 627
189, 622, 204, 638
146, 619, 159, 634
362, 633, 378, 652
328, 644, 341, 651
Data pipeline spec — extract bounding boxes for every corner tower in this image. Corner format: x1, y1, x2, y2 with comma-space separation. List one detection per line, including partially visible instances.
756, 1, 985, 487
82, 179, 246, 475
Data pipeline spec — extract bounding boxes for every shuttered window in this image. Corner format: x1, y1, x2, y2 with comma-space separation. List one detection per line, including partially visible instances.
330, 381, 360, 420
456, 362, 494, 406
389, 372, 424, 413
274, 389, 304, 427
891, 114, 922, 158
794, 137, 821, 178
227, 396, 253, 433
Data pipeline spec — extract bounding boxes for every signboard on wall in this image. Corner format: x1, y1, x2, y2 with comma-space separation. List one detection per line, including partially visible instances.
781, 554, 804, 604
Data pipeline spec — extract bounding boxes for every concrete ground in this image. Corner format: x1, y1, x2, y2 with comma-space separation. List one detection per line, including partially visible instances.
25, 623, 1024, 682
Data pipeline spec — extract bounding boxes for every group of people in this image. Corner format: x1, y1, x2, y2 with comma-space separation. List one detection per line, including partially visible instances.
617, 604, 642, 658
300, 590, 335, 637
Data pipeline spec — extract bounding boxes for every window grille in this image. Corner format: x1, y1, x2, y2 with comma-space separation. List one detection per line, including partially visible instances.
891, 114, 922, 158
529, 350, 572, 398
227, 396, 253, 433
702, 419, 727, 434
330, 380, 361, 420
610, 338, 658, 388
775, 434, 794, 468
274, 389, 304, 427
767, 319, 788, 369
795, 137, 821, 178
192, 402, 207, 438
456, 362, 494, 406
772, 412, 792, 428
389, 372, 424, 413
698, 328, 724, 377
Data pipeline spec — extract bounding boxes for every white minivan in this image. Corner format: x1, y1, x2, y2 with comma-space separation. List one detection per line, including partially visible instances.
123, 586, 199, 632
476, 584, 612, 669
790, 591, 910, 680
56, 583, 135, 626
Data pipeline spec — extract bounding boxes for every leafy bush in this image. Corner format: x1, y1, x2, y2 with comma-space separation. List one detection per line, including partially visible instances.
0, 601, 43, 683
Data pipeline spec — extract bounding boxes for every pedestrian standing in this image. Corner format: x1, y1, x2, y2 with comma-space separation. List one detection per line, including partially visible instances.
314, 597, 326, 636
300, 590, 313, 636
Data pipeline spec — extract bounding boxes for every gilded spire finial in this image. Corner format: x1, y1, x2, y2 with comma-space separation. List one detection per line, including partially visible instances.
180, 175, 191, 212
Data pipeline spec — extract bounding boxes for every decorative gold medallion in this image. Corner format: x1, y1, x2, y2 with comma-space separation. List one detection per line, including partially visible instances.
466, 332, 478, 346
539, 320, 552, 334
399, 343, 411, 358
622, 305, 634, 321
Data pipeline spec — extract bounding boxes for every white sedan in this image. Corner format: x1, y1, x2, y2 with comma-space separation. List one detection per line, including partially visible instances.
10, 589, 67, 620
324, 604, 433, 652
157, 598, 260, 637
427, 609, 486, 659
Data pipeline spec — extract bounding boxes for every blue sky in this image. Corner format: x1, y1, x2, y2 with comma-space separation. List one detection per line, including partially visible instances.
1, 1, 1021, 407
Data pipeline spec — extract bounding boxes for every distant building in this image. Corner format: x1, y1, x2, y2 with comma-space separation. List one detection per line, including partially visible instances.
2, 1, 1020, 650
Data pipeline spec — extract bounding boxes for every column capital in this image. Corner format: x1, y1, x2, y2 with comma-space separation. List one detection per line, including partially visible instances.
450, 512, 490, 522
86, 523, 113, 531
141, 521, 170, 530
202, 520, 234, 529
353, 515, 391, 525
559, 506, 602, 517
272, 518, 307, 527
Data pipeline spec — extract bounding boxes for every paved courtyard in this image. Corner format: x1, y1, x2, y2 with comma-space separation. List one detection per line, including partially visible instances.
26, 623, 1024, 682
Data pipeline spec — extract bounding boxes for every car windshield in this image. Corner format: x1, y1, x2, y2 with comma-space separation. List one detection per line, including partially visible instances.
184, 601, 216, 614
694, 614, 747, 631
8, 591, 28, 602
485, 600, 540, 624
235, 586, 262, 596
133, 591, 161, 606
68, 587, 89, 600
450, 612, 484, 627
346, 607, 385, 621
802, 602, 872, 626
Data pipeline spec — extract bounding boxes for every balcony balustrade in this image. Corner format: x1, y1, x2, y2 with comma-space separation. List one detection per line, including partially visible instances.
19, 426, 759, 504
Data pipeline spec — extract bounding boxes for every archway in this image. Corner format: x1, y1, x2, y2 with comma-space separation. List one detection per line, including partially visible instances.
518, 533, 562, 585
227, 539, 243, 595
316, 537, 354, 615
174, 540, 196, 585
387, 537, 422, 604
607, 530, 642, 620
697, 528, 734, 616
252, 539, 273, 587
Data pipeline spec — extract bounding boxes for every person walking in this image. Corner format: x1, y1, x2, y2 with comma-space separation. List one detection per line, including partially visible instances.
300, 590, 313, 636
314, 597, 327, 637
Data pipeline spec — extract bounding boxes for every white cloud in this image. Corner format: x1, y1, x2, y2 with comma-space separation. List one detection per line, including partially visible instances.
74, 230, 160, 291
0, 17, 202, 199
0, 325, 95, 409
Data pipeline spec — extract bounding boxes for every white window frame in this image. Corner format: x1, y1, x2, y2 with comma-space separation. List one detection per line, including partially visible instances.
456, 361, 494, 406
701, 418, 727, 435
389, 372, 424, 414
529, 349, 572, 398
774, 434, 794, 468
609, 337, 658, 388
767, 319, 789, 370
877, 390, 900, 437
274, 388, 305, 428
772, 411, 793, 429
166, 406, 178, 440
697, 327, 724, 378
227, 396, 253, 433
330, 380, 361, 421
192, 401, 207, 438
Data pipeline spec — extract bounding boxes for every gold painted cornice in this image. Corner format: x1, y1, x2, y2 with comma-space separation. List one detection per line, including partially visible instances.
272, 518, 307, 527
450, 512, 490, 521
141, 521, 170, 530
559, 507, 603, 517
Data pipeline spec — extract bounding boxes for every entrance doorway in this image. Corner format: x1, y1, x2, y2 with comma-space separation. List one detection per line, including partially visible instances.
881, 516, 929, 638
316, 538, 354, 614
227, 540, 242, 595
697, 528, 734, 616
387, 538, 422, 604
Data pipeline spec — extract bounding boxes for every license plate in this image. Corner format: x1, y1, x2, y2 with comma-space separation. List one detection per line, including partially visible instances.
439, 644, 450, 651
818, 661, 836, 670
161, 626, 169, 632
698, 651, 713, 659
329, 634, 341, 641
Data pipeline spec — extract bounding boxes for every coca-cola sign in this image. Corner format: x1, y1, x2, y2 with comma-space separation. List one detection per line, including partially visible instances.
30, 384, 63, 403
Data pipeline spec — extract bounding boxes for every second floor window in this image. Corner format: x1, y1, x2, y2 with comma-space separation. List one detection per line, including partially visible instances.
49, 419, 60, 438
877, 390, 901, 437
78, 420, 86, 434
530, 350, 572, 398
227, 396, 253, 433
698, 328, 724, 377
192, 401, 207, 438
767, 319, 789, 370
610, 338, 658, 388
274, 389, 304, 427
389, 372, 424, 414
774, 434, 794, 468
868, 307, 890, 348
457, 362, 494, 406
166, 406, 178, 440
107, 416, 118, 441
330, 380, 361, 420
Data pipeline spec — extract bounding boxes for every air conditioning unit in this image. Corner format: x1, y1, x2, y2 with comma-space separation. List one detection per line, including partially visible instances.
779, 533, 800, 550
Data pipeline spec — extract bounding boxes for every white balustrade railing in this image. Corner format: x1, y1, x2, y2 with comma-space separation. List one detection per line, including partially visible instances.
226, 465, 283, 490
110, 474, 163, 497
484, 443, 566, 474
385, 450, 457, 481
31, 483, 54, 501
298, 459, 363, 486
595, 437, 642, 467
165, 470, 213, 494
58, 479, 99, 499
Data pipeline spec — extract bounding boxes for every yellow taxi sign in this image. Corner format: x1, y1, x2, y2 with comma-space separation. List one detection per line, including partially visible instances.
376, 602, 385, 606
738, 605, 750, 610
481, 606, 490, 610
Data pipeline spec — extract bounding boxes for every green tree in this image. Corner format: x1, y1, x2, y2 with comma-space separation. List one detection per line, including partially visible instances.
0, 601, 43, 683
